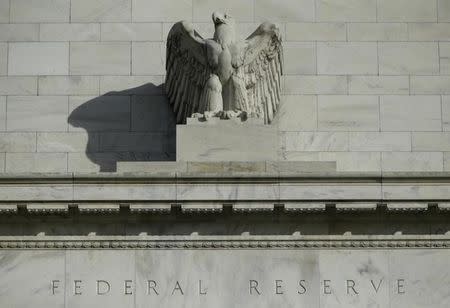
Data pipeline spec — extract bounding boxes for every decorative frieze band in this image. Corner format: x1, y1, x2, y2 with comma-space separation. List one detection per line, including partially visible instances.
0, 236, 448, 249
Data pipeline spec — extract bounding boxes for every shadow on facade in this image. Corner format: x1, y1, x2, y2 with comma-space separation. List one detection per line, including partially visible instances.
68, 83, 176, 172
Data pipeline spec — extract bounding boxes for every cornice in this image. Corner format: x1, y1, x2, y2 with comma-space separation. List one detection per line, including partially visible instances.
0, 202, 449, 214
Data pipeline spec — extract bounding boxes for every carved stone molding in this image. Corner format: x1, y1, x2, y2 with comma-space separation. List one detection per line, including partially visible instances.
0, 236, 448, 249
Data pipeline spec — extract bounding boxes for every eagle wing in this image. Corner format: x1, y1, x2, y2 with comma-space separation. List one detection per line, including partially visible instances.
242, 22, 283, 124
165, 21, 211, 123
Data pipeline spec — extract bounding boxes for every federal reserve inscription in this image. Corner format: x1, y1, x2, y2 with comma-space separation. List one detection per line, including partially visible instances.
50, 278, 408, 296
1, 249, 449, 307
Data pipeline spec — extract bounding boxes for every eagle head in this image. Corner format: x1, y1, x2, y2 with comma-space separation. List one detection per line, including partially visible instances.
212, 12, 236, 47
212, 12, 234, 26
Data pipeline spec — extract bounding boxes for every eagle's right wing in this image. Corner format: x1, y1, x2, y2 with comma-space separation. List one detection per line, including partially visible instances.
165, 21, 212, 123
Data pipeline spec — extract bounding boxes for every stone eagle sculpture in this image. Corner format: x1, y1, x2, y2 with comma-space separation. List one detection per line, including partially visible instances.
165, 12, 283, 124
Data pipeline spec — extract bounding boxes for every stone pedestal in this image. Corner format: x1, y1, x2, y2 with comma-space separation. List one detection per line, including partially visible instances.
177, 118, 279, 162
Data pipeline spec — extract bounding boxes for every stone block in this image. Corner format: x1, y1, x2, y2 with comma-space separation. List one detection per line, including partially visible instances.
347, 23, 407, 41
0, 24, 39, 42
0, 132, 36, 152
276, 95, 317, 131
193, 0, 253, 22
255, 0, 314, 22
280, 183, 381, 200
40, 23, 100, 41
389, 251, 450, 307
316, 0, 376, 22
0, 0, 9, 22
39, 76, 99, 95
177, 181, 279, 200
131, 95, 175, 132
284, 42, 316, 74
74, 182, 176, 200
65, 251, 134, 308
412, 133, 450, 151
132, 0, 193, 22
10, 0, 70, 22
68, 152, 116, 173
37, 132, 95, 152
283, 151, 381, 172
283, 132, 349, 151
377, 0, 437, 22
185, 161, 266, 173
0, 184, 72, 200
177, 121, 279, 161
409, 23, 450, 41
439, 0, 450, 21
443, 96, 450, 131
286, 22, 346, 41
5, 153, 67, 173
318, 95, 379, 131
349, 132, 411, 151
0, 96, 5, 131
0, 77, 37, 95
101, 23, 162, 41
380, 95, 442, 131
410, 76, 450, 94
8, 43, 69, 76
348, 76, 409, 95
136, 250, 321, 307
6, 96, 67, 131
132, 42, 165, 75
382, 152, 443, 172
284, 75, 347, 95
319, 251, 389, 307
0, 251, 65, 308
445, 152, 450, 171
70, 42, 130, 75
266, 161, 336, 173
317, 42, 378, 74
117, 161, 186, 173
68, 95, 131, 132
71, 0, 131, 22
100, 76, 164, 95
440, 43, 450, 74
0, 43, 5, 75
7, 96, 68, 131
379, 43, 439, 75
98, 132, 166, 153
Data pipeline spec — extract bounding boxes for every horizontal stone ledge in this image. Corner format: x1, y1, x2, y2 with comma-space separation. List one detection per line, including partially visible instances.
0, 202, 448, 214
1, 171, 450, 184
0, 235, 448, 249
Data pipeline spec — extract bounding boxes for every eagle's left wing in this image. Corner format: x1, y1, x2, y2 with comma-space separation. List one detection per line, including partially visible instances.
165, 21, 212, 123
242, 22, 283, 124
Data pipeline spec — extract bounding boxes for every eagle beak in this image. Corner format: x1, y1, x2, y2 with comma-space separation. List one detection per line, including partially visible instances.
212, 12, 225, 25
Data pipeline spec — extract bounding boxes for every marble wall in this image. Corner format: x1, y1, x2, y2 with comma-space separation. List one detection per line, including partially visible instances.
0, 249, 448, 308
1, 0, 450, 172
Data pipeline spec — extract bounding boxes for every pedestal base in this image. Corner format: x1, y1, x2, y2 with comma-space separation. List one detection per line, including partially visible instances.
177, 118, 279, 161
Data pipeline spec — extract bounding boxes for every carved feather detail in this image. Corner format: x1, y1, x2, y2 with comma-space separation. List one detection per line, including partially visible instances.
165, 22, 211, 124
243, 22, 283, 124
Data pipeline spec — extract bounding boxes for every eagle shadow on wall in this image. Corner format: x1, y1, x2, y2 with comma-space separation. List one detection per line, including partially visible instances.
68, 83, 176, 172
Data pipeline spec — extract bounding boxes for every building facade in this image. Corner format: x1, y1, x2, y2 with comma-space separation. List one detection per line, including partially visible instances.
0, 0, 449, 307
